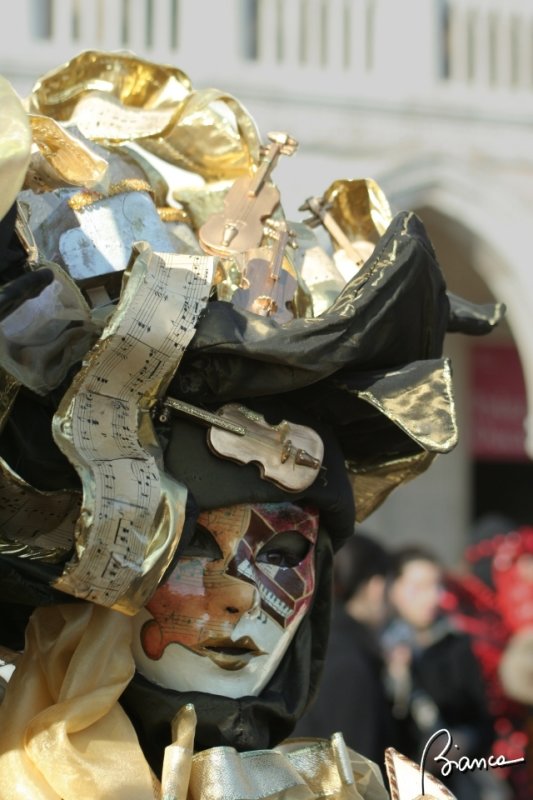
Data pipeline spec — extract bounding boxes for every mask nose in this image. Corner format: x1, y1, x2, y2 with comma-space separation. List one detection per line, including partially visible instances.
219, 577, 261, 618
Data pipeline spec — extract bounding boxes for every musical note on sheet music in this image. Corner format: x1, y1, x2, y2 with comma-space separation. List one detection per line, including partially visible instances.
52, 245, 214, 612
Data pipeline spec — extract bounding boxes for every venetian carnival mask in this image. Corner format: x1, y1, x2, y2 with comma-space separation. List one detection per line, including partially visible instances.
131, 502, 318, 698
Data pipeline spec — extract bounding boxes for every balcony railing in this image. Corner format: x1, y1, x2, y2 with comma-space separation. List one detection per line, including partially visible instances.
2, 0, 533, 117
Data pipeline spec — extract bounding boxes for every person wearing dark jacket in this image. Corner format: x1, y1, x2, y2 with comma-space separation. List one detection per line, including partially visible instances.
382, 546, 495, 799
293, 533, 393, 768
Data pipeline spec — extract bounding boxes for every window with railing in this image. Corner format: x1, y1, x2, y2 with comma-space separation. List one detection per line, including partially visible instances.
438, 0, 451, 79
443, 0, 533, 90
28, 0, 181, 51
241, 0, 376, 71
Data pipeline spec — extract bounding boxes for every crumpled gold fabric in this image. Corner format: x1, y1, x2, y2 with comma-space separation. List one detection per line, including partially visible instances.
28, 50, 260, 182
25, 114, 108, 192
0, 604, 159, 800
323, 179, 392, 249
0, 604, 389, 800
28, 50, 192, 122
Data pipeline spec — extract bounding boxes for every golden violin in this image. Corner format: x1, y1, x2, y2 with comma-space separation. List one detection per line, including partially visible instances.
232, 219, 298, 323
300, 195, 370, 268
199, 131, 298, 257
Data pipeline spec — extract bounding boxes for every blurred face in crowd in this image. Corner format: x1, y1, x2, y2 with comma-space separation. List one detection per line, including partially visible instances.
346, 574, 388, 628
365, 574, 389, 627
389, 558, 442, 630
132, 501, 319, 698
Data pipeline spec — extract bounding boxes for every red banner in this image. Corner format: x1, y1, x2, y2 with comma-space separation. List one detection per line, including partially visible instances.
470, 343, 528, 461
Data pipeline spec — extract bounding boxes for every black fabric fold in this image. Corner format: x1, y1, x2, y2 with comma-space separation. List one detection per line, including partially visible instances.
447, 291, 505, 335
171, 212, 451, 402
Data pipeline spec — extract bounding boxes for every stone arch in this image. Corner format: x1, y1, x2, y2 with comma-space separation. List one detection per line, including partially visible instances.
380, 156, 533, 455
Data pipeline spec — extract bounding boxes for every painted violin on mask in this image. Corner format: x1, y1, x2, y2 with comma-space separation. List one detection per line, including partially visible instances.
231, 219, 298, 323
199, 131, 298, 257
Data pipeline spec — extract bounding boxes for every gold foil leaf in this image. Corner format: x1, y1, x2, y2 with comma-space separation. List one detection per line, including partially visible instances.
324, 178, 393, 246
142, 88, 260, 180
28, 50, 191, 121
349, 451, 436, 522
27, 114, 108, 190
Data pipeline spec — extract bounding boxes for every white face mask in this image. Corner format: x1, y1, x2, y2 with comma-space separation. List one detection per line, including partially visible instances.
132, 502, 318, 698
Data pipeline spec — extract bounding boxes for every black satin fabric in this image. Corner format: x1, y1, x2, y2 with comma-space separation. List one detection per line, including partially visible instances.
169, 212, 501, 474
0, 211, 502, 497
172, 212, 450, 401
120, 528, 334, 777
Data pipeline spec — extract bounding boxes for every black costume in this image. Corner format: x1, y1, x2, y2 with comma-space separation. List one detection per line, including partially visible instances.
294, 604, 393, 766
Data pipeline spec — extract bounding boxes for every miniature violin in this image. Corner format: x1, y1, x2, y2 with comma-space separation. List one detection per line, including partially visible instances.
199, 131, 298, 257
157, 399, 323, 492
231, 219, 297, 323
300, 194, 372, 269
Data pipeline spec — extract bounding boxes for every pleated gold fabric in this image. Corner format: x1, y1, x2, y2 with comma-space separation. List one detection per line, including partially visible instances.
184, 733, 388, 800
0, 604, 159, 799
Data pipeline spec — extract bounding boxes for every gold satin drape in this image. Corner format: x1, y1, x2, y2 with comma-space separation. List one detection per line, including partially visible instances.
0, 604, 158, 799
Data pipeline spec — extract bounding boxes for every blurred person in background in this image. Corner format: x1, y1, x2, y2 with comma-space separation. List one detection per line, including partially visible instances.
293, 532, 393, 770
382, 546, 494, 799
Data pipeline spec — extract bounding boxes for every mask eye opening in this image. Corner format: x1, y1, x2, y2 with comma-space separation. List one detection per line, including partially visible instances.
256, 531, 311, 568
180, 523, 223, 560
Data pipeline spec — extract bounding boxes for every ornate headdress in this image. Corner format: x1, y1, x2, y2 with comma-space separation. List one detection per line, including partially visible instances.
0, 51, 503, 621
0, 51, 503, 799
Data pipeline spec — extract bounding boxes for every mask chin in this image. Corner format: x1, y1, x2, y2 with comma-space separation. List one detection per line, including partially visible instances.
131, 606, 305, 698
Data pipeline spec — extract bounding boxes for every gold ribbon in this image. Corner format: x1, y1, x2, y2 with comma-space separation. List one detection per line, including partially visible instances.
67, 178, 154, 211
